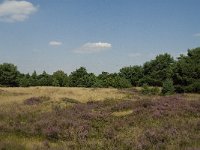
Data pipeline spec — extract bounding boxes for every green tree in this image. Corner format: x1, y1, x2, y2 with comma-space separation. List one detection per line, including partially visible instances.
173, 48, 200, 85
173, 47, 200, 93
18, 75, 30, 87
68, 67, 89, 87
52, 70, 68, 87
37, 71, 53, 86
162, 79, 175, 95
0, 63, 19, 86
97, 72, 131, 88
142, 53, 175, 86
112, 75, 132, 88
119, 65, 143, 86
52, 78, 60, 86
29, 71, 38, 86
79, 73, 97, 87
97, 72, 110, 87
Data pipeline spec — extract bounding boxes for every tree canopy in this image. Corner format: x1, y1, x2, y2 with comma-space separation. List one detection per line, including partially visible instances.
0, 47, 199, 92
0, 63, 19, 86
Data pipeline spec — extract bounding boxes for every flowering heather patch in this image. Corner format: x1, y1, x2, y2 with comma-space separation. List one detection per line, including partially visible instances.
24, 96, 50, 105
0, 94, 199, 149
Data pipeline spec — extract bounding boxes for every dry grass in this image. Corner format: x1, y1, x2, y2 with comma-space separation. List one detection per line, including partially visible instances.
0, 87, 128, 105
1, 87, 199, 105
183, 93, 200, 101
112, 110, 133, 117
0, 87, 199, 149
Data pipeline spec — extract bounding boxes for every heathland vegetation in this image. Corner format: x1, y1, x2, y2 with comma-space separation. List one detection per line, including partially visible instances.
0, 47, 200, 93
0, 47, 199, 149
0, 87, 199, 149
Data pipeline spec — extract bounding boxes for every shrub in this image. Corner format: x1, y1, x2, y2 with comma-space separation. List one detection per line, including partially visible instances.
141, 84, 160, 95
18, 77, 30, 87
174, 85, 185, 93
139, 76, 161, 86
150, 87, 160, 95
141, 84, 151, 95
91, 79, 104, 88
184, 81, 200, 93
161, 79, 175, 95
112, 76, 132, 88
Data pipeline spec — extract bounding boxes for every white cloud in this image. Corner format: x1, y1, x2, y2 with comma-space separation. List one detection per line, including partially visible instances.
0, 0, 38, 22
128, 53, 141, 58
49, 41, 62, 46
74, 42, 112, 54
193, 33, 200, 37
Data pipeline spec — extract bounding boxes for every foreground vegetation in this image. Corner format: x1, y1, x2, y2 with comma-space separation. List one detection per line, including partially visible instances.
0, 87, 199, 149
0, 47, 200, 93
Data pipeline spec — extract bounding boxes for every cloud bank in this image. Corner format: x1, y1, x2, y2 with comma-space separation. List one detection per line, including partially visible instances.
0, 0, 38, 22
49, 41, 62, 46
74, 42, 112, 54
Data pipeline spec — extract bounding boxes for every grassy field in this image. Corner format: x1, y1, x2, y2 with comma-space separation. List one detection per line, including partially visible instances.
0, 87, 199, 150
0, 87, 128, 104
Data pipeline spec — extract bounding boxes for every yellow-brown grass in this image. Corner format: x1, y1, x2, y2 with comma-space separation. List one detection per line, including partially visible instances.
112, 110, 133, 117
0, 87, 129, 105
0, 87, 199, 149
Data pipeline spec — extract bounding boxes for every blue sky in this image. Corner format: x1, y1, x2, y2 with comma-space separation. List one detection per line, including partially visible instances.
0, 0, 200, 74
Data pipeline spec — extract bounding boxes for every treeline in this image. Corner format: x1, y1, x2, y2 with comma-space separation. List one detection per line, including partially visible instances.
0, 47, 199, 93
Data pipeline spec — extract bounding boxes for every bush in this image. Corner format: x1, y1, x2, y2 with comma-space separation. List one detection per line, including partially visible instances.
112, 76, 132, 88
161, 79, 175, 95
18, 77, 30, 87
141, 84, 150, 95
184, 81, 200, 93
190, 80, 200, 93
92, 79, 104, 88
141, 84, 160, 95
151, 87, 160, 95
139, 76, 161, 86
174, 85, 185, 93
